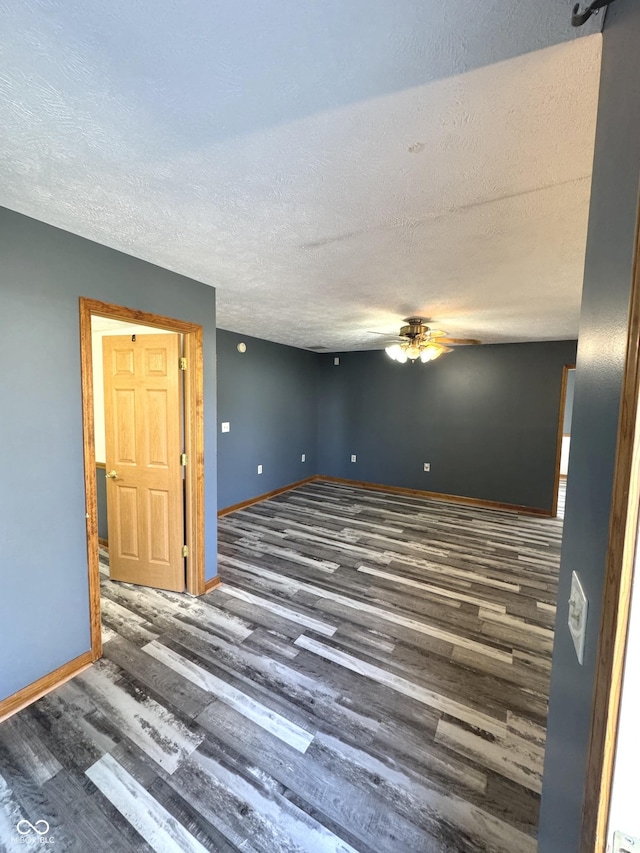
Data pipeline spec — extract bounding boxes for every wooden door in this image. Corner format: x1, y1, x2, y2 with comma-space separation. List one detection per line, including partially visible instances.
102, 333, 185, 592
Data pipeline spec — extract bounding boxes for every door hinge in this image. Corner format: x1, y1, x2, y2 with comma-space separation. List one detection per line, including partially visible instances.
179, 357, 187, 371
180, 452, 187, 466
182, 545, 189, 558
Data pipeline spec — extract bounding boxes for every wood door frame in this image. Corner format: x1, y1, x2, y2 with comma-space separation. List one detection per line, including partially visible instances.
580, 198, 640, 850
551, 363, 576, 517
79, 297, 205, 662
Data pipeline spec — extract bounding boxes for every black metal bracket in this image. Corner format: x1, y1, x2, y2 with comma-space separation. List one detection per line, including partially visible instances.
571, 0, 616, 27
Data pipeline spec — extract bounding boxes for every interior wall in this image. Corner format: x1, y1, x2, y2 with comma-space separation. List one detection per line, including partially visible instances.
216, 329, 318, 509
0, 206, 218, 705
317, 341, 576, 510
539, 1, 640, 849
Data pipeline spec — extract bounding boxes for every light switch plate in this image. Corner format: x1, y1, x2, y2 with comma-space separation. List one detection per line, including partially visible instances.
613, 830, 640, 853
568, 571, 588, 665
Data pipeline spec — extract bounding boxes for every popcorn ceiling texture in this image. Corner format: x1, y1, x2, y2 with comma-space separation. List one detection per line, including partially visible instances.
0, 1, 601, 349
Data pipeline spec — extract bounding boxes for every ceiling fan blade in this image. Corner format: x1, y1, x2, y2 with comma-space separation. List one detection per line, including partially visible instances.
367, 332, 406, 344
368, 324, 478, 347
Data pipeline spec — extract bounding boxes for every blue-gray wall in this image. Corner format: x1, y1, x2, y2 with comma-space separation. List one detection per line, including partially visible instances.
317, 341, 576, 511
0, 207, 217, 704
539, 2, 640, 850
217, 329, 318, 509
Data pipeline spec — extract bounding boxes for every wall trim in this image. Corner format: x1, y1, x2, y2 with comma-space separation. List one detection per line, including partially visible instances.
0, 651, 93, 723
317, 476, 554, 516
217, 476, 317, 516
218, 474, 554, 518
80, 297, 207, 667
204, 577, 221, 593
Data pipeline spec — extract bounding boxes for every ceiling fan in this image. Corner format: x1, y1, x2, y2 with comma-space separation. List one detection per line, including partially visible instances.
376, 317, 480, 363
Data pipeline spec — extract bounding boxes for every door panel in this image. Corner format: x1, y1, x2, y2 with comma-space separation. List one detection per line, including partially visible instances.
103, 333, 184, 592
146, 389, 169, 466
114, 389, 137, 463
117, 486, 139, 558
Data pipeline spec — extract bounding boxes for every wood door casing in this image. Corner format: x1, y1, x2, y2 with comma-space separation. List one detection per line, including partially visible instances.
103, 333, 185, 592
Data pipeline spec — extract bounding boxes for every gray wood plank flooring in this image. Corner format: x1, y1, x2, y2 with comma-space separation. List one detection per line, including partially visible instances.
0, 480, 562, 852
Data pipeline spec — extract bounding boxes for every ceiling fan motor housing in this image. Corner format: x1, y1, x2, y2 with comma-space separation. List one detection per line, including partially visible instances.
400, 318, 429, 340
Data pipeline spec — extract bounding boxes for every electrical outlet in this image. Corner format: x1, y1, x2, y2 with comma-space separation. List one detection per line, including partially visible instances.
423, 462, 430, 472
351, 454, 357, 463
334, 357, 340, 365
301, 453, 306, 462
221, 422, 230, 433
613, 831, 640, 853
257, 464, 262, 474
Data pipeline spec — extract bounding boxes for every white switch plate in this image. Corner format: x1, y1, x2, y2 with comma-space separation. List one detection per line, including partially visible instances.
301, 453, 306, 462
334, 357, 340, 365
221, 422, 230, 433
351, 454, 357, 463
257, 464, 262, 474
568, 571, 588, 665
613, 830, 640, 853
423, 462, 430, 472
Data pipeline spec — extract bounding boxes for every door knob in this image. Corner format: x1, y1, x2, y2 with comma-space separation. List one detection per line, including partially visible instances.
106, 470, 118, 479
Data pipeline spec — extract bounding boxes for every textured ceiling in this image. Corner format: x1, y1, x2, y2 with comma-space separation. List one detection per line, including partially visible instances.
0, 2, 602, 349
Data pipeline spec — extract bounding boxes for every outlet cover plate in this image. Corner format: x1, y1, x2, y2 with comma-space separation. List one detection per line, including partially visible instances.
613, 830, 640, 853
568, 571, 588, 665
424, 462, 430, 472
257, 465, 262, 474
221, 422, 230, 433
351, 454, 357, 463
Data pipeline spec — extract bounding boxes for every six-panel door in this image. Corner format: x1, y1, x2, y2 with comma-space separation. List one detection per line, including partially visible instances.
102, 333, 185, 592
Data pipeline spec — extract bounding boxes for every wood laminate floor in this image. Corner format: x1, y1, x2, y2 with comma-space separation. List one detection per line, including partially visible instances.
0, 481, 562, 852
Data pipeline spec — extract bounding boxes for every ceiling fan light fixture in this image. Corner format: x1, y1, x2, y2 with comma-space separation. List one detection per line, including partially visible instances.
419, 345, 439, 363
386, 338, 448, 364
385, 318, 474, 365
385, 344, 403, 361
421, 342, 453, 362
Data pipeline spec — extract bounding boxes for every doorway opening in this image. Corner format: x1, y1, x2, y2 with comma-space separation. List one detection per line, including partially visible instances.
79, 298, 205, 663
553, 364, 576, 518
